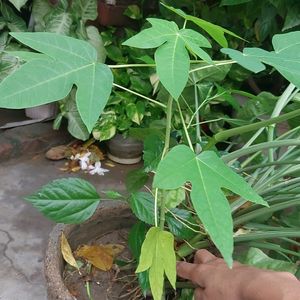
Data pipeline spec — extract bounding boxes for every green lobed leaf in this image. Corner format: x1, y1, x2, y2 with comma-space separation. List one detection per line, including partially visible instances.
222, 31, 300, 89
129, 192, 155, 225
157, 188, 186, 209
238, 248, 298, 274
123, 18, 212, 99
136, 227, 176, 300
44, 10, 72, 35
25, 178, 100, 224
6, 51, 49, 61
153, 145, 267, 265
0, 33, 113, 132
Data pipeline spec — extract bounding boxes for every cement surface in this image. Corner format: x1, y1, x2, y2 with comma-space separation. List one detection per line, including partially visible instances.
0, 154, 139, 300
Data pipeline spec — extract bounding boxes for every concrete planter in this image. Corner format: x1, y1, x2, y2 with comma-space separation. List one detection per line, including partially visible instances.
25, 103, 58, 120
106, 133, 143, 164
44, 202, 135, 300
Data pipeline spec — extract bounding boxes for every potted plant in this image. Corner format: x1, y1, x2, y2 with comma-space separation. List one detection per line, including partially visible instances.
0, 5, 299, 299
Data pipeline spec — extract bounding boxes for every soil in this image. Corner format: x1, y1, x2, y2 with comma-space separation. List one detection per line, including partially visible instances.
63, 229, 144, 300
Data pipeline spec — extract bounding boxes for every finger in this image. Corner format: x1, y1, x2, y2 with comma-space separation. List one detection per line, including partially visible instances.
176, 261, 198, 281
194, 249, 217, 264
194, 287, 205, 300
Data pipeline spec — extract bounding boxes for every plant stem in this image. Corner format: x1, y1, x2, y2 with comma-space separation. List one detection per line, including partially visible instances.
177, 101, 193, 151
113, 83, 166, 108
204, 108, 300, 151
159, 96, 173, 230
189, 60, 235, 74
194, 79, 202, 154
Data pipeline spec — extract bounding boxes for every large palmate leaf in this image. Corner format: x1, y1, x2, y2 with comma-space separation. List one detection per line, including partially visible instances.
222, 31, 300, 88
153, 145, 267, 265
0, 32, 113, 131
137, 227, 176, 300
123, 18, 211, 100
25, 178, 100, 224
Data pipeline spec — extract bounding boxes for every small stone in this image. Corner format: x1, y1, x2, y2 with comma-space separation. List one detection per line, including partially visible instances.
45, 145, 68, 160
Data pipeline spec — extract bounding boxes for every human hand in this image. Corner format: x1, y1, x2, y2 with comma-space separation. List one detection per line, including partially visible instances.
176, 249, 300, 300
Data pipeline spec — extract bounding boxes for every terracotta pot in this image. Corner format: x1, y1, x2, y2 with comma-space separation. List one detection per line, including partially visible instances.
106, 133, 144, 164
97, 0, 138, 27
44, 202, 135, 300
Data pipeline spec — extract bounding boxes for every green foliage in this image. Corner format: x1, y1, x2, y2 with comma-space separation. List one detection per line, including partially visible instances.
123, 18, 211, 99
136, 227, 176, 300
7, 0, 28, 11
0, 32, 113, 132
25, 178, 100, 224
129, 192, 155, 225
154, 145, 267, 265
222, 32, 300, 89
238, 248, 298, 274
143, 134, 164, 172
125, 169, 149, 193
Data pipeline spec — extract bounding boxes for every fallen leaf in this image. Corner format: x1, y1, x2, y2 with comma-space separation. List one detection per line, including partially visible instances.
75, 244, 124, 271
105, 162, 115, 168
46, 145, 68, 160
60, 233, 79, 270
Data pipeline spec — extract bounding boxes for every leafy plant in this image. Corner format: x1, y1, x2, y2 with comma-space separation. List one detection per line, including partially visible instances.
0, 5, 300, 300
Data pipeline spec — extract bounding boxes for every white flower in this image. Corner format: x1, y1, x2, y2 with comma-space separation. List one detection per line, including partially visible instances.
88, 161, 109, 176
78, 152, 91, 170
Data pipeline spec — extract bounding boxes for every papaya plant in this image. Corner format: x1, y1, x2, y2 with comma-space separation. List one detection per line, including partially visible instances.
0, 6, 300, 299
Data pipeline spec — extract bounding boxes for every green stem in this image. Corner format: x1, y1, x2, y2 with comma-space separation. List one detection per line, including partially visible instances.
177, 101, 193, 151
238, 160, 300, 173
113, 83, 166, 109
159, 96, 173, 230
204, 108, 300, 151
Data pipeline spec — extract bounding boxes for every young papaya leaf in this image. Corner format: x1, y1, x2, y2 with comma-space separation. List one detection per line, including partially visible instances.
123, 18, 211, 99
238, 248, 298, 274
153, 145, 267, 266
129, 192, 155, 225
157, 188, 186, 209
136, 227, 176, 300
161, 3, 242, 48
222, 32, 300, 89
25, 178, 100, 224
0, 33, 113, 132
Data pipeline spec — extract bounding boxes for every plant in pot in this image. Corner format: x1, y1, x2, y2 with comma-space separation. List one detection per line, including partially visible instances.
0, 5, 300, 300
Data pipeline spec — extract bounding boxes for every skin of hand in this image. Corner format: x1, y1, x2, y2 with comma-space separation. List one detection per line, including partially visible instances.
176, 249, 300, 300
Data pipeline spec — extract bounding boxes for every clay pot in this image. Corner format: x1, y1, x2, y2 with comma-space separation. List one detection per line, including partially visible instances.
44, 202, 135, 300
97, 0, 138, 27
106, 133, 144, 164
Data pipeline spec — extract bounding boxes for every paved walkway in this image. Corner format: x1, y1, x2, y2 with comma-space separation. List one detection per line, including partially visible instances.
0, 116, 139, 300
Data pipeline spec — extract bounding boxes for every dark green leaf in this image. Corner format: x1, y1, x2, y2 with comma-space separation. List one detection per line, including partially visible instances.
125, 168, 149, 193
166, 208, 196, 240
128, 221, 148, 259
123, 4, 142, 20
143, 135, 164, 172
220, 0, 252, 5
25, 178, 100, 224
129, 192, 155, 225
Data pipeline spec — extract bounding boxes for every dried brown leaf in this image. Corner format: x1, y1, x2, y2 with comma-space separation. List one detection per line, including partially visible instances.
75, 244, 124, 271
60, 233, 79, 270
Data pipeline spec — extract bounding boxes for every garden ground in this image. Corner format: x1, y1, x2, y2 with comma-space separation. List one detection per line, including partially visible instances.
0, 113, 138, 300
